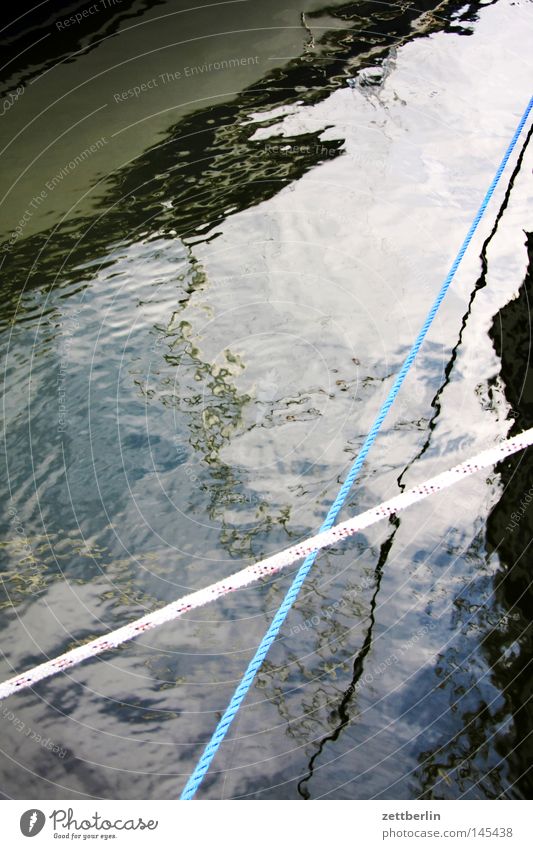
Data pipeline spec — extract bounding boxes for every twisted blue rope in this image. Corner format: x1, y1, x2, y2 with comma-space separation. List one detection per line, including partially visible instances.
180, 96, 533, 800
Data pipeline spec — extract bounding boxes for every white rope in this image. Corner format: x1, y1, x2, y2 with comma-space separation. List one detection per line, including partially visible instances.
1, 428, 531, 701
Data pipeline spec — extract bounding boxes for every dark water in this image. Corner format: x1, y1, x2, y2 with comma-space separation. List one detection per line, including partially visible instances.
0, 0, 532, 799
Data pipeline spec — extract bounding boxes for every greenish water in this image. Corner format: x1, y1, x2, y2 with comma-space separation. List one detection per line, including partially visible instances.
0, 0, 532, 799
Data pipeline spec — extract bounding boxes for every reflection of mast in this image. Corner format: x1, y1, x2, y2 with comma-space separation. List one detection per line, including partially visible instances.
294, 112, 533, 802
297, 523, 396, 799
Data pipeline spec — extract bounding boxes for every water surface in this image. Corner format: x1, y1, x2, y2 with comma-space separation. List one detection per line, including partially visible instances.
1, 0, 532, 799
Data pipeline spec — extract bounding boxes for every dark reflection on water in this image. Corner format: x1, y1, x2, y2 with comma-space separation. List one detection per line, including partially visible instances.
0, 0, 163, 97
1, 0, 532, 799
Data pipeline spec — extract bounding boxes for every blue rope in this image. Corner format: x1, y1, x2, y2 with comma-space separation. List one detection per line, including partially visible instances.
180, 96, 533, 800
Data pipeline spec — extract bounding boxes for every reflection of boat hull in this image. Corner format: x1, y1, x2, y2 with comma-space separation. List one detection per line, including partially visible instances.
0, 0, 350, 244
